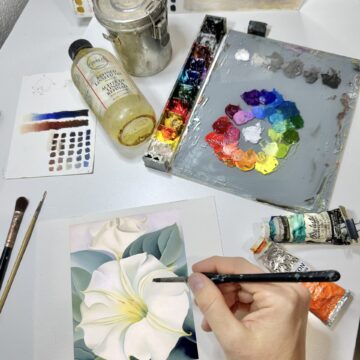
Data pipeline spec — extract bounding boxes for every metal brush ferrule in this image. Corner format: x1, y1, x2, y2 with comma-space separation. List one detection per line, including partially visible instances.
5, 211, 25, 248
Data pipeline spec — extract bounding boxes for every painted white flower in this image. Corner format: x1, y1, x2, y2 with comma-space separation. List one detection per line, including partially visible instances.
90, 217, 147, 259
78, 253, 190, 360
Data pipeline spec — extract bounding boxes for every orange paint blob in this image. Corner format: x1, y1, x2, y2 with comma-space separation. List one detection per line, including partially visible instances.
234, 149, 257, 171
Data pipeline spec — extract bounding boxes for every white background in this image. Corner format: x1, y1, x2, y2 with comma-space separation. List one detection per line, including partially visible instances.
0, 0, 360, 359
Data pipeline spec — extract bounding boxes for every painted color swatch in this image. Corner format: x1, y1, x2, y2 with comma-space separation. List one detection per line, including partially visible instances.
5, 72, 97, 179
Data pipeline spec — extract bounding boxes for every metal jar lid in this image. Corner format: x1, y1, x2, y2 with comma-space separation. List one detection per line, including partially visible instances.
93, 0, 166, 33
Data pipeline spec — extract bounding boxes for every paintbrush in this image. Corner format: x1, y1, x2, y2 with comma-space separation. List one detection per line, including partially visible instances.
153, 270, 340, 284
0, 197, 29, 291
0, 192, 46, 313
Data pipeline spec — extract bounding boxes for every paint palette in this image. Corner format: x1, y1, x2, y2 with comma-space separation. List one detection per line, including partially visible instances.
170, 30, 360, 212
6, 72, 97, 179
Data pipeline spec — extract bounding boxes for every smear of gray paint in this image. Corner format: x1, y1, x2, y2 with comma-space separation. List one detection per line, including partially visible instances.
266, 52, 284, 72
283, 59, 304, 78
303, 66, 320, 84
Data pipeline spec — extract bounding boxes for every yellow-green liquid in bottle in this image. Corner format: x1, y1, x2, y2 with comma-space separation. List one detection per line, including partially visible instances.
69, 39, 156, 147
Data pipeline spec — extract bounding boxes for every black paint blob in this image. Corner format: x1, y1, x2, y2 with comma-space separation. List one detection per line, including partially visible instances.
321, 68, 342, 89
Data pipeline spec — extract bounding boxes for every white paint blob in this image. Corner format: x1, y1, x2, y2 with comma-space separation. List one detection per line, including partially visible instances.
235, 48, 250, 61
242, 122, 263, 144
251, 53, 269, 67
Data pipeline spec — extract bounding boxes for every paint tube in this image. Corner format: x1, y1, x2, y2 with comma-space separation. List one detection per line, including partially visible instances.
251, 239, 352, 327
262, 206, 359, 245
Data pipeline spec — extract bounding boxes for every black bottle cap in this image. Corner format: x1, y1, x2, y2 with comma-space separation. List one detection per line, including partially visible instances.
68, 39, 93, 60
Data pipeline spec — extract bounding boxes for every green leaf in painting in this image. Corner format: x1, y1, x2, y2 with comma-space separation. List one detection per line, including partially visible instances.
71, 250, 113, 274
122, 224, 187, 275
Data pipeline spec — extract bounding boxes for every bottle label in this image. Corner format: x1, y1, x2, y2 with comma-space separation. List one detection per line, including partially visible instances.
73, 51, 137, 118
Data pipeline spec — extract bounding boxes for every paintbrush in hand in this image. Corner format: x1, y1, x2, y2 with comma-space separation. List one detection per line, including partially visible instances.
153, 270, 340, 284
0, 197, 28, 291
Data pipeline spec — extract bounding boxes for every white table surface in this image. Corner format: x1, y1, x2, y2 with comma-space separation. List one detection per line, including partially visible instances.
0, 0, 360, 359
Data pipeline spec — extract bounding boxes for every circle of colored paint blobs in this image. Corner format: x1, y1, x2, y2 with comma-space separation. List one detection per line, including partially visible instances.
205, 89, 304, 175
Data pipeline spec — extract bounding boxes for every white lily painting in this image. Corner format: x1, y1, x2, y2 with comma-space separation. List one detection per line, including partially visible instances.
70, 211, 198, 360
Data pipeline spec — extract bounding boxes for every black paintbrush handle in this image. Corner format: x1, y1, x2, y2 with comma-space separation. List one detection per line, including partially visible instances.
0, 247, 13, 290
203, 270, 340, 284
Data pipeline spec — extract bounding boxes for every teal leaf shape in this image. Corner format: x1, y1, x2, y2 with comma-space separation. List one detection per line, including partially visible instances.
71, 267, 91, 324
168, 308, 198, 359
71, 250, 113, 274
122, 224, 187, 276
74, 339, 95, 360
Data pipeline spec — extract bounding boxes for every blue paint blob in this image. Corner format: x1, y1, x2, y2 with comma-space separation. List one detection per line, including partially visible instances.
271, 89, 285, 107
263, 106, 277, 117
85, 153, 90, 160
259, 90, 276, 105
251, 106, 267, 119
77, 149, 82, 155
83, 161, 89, 167
269, 112, 285, 125
76, 155, 82, 161
272, 120, 288, 133
276, 101, 299, 118
181, 69, 201, 86
85, 147, 90, 153
86, 141, 91, 146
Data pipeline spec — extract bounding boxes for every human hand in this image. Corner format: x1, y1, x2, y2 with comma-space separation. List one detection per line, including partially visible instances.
188, 257, 310, 360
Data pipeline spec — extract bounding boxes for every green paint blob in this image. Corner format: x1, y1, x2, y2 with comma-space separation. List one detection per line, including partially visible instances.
276, 143, 291, 158
268, 128, 282, 142
283, 129, 299, 144
272, 120, 288, 133
289, 115, 304, 129
263, 142, 279, 157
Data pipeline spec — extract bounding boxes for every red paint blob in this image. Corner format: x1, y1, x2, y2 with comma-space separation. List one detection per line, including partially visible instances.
212, 116, 232, 134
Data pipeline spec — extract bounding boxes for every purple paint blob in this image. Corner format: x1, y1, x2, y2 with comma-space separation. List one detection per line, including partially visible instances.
225, 104, 241, 119
233, 110, 255, 125
189, 57, 206, 72
259, 90, 276, 105
241, 90, 261, 106
224, 125, 240, 143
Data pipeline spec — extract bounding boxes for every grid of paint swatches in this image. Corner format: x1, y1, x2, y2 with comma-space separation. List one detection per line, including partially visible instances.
143, 15, 227, 172
48, 128, 92, 172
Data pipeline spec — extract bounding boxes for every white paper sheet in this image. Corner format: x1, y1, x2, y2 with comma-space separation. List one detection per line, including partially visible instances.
33, 197, 225, 360
5, 72, 97, 179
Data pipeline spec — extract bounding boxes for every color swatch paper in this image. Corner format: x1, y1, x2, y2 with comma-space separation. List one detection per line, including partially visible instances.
5, 72, 97, 178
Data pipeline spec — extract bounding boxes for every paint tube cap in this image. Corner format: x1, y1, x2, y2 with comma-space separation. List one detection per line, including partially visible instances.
68, 39, 93, 60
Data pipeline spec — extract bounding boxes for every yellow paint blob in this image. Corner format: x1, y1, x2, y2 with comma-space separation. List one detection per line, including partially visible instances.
255, 152, 278, 174
155, 131, 179, 148
263, 142, 279, 157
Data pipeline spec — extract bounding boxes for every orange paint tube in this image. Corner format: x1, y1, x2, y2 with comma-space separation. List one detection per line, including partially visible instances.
251, 239, 352, 327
